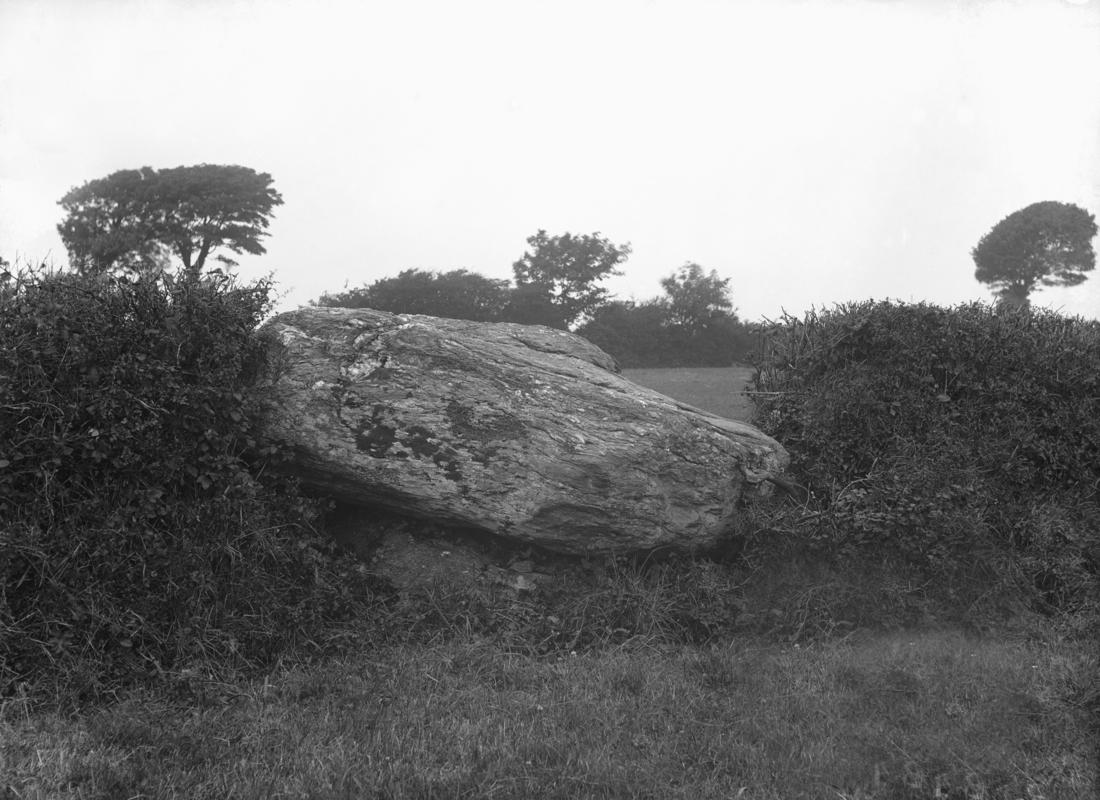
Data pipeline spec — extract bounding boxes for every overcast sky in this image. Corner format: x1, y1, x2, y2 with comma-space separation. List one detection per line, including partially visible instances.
2, 0, 1098, 321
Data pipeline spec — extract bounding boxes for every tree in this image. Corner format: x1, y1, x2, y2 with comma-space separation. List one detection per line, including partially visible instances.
317, 269, 511, 322
659, 262, 735, 336
575, 300, 673, 368
501, 282, 562, 328
971, 201, 1097, 308
576, 295, 753, 368
57, 167, 169, 274
58, 164, 283, 279
510, 230, 631, 329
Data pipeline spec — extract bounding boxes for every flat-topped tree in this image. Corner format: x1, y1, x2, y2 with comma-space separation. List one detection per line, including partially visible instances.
58, 164, 283, 279
972, 201, 1097, 309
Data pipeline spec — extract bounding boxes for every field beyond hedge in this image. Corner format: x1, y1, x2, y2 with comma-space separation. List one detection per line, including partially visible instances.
622, 365, 756, 421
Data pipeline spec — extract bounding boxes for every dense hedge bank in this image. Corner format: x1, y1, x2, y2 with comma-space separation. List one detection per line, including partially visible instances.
750, 301, 1099, 618
0, 267, 374, 705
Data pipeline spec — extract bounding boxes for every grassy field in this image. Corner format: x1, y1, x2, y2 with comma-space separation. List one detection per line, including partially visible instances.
622, 366, 756, 421
3, 367, 1097, 799
3, 627, 1095, 799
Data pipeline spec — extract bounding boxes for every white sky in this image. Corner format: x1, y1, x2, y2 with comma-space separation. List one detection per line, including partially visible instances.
1, 0, 1099, 321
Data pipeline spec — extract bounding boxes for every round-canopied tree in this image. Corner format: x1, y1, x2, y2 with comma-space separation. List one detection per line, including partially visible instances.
659, 262, 735, 336
58, 164, 283, 280
510, 229, 631, 329
972, 201, 1097, 308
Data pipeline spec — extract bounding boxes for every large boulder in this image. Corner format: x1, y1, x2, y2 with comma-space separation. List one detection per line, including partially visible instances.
259, 307, 788, 555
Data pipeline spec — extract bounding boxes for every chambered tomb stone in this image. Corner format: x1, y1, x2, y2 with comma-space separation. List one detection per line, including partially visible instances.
259, 307, 788, 555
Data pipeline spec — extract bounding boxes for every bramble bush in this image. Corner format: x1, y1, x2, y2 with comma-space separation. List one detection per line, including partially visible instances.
748, 301, 1099, 624
0, 264, 377, 706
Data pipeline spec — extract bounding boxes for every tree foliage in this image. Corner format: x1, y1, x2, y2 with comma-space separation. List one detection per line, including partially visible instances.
58, 164, 283, 279
511, 230, 631, 329
575, 300, 671, 366
660, 262, 734, 335
311, 247, 754, 366
317, 269, 511, 322
502, 282, 562, 328
971, 201, 1097, 308
576, 264, 751, 368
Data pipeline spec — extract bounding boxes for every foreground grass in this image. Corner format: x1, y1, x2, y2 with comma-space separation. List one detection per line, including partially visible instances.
3, 628, 1094, 799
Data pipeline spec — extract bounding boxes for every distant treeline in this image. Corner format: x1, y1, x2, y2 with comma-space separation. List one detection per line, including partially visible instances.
576, 300, 754, 368
319, 256, 756, 369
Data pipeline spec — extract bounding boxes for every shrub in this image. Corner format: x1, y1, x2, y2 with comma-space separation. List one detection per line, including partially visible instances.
0, 265, 376, 706
576, 301, 756, 368
750, 301, 1100, 619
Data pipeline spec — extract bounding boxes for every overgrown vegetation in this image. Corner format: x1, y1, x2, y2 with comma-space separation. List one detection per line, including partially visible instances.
3, 279, 1097, 796
0, 264, 377, 707
748, 300, 1100, 631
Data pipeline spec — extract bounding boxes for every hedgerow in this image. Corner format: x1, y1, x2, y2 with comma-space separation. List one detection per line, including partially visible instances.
749, 300, 1100, 622
0, 264, 376, 706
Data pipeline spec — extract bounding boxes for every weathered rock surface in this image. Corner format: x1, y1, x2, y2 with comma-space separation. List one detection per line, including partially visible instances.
260, 307, 788, 555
